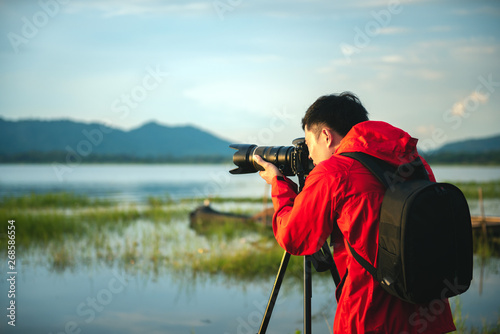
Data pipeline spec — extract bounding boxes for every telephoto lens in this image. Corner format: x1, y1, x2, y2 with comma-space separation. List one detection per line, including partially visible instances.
229, 144, 294, 175
229, 138, 313, 176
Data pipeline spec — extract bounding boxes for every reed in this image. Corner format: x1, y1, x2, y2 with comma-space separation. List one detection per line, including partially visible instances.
2, 190, 498, 282
450, 180, 500, 199
142, 205, 188, 222
0, 209, 88, 246
0, 191, 113, 209
453, 298, 500, 333
473, 230, 500, 258
191, 240, 303, 280
0, 197, 188, 251
180, 196, 267, 204
146, 194, 174, 207
49, 243, 76, 272
190, 218, 271, 239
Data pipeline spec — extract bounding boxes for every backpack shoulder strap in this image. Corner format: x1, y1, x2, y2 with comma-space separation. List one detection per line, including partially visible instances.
339, 152, 395, 188
340, 152, 429, 189
346, 240, 378, 279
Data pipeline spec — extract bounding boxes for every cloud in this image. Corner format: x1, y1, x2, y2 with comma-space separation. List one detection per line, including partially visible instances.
376, 26, 411, 35
427, 25, 454, 33
415, 124, 436, 136
453, 45, 497, 57
342, 0, 431, 9
452, 6, 500, 17
66, 0, 212, 17
380, 54, 405, 63
451, 91, 490, 116
62, 0, 432, 20
410, 68, 445, 80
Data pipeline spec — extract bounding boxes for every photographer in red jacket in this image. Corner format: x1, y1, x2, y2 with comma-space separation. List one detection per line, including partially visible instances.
254, 92, 456, 333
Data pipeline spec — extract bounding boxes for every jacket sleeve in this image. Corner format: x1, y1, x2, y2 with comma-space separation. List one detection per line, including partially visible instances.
270, 170, 338, 256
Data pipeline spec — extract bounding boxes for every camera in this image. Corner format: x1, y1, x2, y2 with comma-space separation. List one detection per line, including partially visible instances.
229, 138, 314, 176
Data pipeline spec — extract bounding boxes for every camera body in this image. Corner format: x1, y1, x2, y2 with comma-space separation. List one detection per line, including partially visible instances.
229, 138, 314, 176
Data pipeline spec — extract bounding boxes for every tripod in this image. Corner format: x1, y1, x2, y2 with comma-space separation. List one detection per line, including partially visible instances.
257, 174, 340, 334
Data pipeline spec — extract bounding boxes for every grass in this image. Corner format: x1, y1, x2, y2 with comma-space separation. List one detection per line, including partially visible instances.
2, 190, 500, 270
190, 217, 271, 239
0, 192, 275, 276
0, 196, 188, 249
0, 191, 113, 209
190, 240, 304, 280
193, 196, 269, 204
473, 229, 500, 258
146, 194, 174, 207
453, 298, 500, 333
448, 180, 500, 199
0, 192, 298, 283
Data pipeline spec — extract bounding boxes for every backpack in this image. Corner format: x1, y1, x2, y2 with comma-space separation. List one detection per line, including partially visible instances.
340, 152, 473, 304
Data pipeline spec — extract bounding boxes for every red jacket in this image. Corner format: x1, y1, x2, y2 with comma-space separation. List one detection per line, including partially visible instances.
270, 121, 456, 333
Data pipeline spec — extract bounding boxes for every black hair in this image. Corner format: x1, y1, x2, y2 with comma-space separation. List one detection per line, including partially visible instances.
301, 92, 369, 137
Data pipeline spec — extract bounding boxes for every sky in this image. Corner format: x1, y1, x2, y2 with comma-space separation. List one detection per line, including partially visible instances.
0, 0, 499, 150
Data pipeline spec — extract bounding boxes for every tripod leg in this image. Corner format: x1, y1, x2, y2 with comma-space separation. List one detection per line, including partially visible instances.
321, 242, 341, 286
258, 251, 291, 334
304, 255, 312, 334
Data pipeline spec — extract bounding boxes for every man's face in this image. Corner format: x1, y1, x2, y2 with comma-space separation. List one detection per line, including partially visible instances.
304, 125, 328, 166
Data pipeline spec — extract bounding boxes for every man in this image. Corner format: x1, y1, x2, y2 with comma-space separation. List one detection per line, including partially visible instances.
254, 92, 456, 333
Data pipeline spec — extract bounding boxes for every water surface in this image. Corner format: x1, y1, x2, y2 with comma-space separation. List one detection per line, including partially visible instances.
0, 164, 499, 333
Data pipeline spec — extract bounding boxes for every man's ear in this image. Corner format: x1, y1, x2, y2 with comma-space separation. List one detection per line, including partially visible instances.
321, 127, 334, 147
322, 128, 343, 149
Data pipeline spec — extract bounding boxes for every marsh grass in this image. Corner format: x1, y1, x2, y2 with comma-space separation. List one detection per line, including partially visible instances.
2, 192, 500, 332
0, 192, 274, 278
2, 190, 499, 276
0, 193, 190, 250
474, 231, 500, 258
191, 243, 304, 280
450, 180, 500, 199
181, 196, 268, 204
146, 194, 174, 207
143, 205, 187, 222
0, 191, 113, 209
49, 242, 76, 272
190, 218, 271, 239
453, 298, 500, 333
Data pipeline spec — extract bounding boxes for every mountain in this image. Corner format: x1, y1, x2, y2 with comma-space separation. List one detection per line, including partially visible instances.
0, 117, 233, 162
423, 133, 500, 165
434, 134, 500, 153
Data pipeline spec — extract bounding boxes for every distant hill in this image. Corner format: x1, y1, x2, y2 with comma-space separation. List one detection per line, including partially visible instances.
435, 134, 500, 153
0, 117, 233, 163
423, 133, 500, 165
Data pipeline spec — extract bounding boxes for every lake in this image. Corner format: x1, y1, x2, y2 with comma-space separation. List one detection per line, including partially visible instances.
0, 164, 499, 333
1, 163, 499, 199
2, 163, 499, 216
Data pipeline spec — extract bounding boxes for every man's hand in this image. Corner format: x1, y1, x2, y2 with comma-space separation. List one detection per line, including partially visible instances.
254, 155, 283, 184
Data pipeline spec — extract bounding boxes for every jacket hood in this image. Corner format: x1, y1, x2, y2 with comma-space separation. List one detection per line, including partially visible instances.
335, 121, 419, 166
